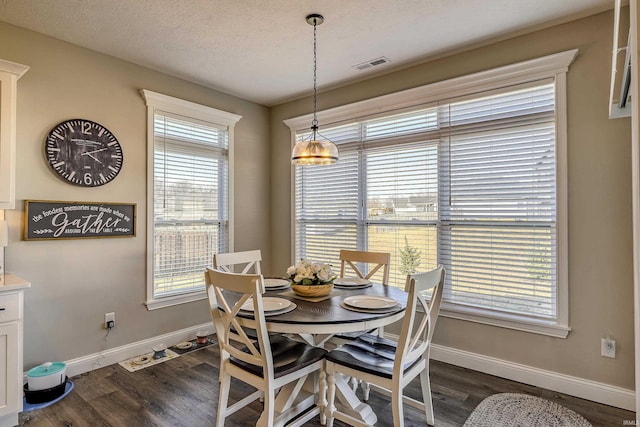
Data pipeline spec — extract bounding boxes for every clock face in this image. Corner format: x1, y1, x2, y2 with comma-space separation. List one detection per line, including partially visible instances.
45, 119, 123, 187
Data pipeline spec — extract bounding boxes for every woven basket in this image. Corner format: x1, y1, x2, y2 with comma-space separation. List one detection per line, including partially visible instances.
291, 283, 334, 297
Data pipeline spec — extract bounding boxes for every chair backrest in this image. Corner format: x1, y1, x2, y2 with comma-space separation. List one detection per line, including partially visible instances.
339, 249, 390, 284
395, 266, 445, 376
213, 250, 262, 274
204, 268, 274, 379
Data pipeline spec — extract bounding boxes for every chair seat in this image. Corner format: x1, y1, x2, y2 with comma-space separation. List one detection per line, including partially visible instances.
230, 335, 327, 379
326, 334, 419, 379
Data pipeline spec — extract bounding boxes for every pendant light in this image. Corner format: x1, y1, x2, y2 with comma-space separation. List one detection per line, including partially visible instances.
291, 14, 339, 166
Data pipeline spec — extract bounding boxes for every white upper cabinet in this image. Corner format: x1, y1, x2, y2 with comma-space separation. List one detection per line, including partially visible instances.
0, 59, 29, 210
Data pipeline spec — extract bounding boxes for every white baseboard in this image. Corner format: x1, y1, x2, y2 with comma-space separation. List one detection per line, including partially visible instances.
43, 322, 214, 379
429, 342, 635, 411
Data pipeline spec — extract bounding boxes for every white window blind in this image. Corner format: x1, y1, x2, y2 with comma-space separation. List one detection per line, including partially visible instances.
153, 111, 229, 298
294, 80, 559, 322
439, 83, 557, 319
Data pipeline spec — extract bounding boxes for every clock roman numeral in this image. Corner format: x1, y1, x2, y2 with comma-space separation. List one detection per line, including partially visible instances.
53, 161, 65, 168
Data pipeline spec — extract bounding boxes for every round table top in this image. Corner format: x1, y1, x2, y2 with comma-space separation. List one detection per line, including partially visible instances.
231, 283, 408, 335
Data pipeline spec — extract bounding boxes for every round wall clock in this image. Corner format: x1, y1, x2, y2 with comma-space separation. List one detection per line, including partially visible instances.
45, 119, 123, 187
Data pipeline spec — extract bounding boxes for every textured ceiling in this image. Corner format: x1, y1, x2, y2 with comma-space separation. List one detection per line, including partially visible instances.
0, 0, 613, 106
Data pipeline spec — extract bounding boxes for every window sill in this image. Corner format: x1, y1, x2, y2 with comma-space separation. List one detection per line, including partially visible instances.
437, 304, 571, 338
145, 291, 207, 310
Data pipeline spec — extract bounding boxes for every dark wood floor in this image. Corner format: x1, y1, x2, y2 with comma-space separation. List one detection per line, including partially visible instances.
19, 341, 635, 427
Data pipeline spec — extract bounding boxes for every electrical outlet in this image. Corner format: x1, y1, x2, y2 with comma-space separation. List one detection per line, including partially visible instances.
105, 312, 115, 329
601, 338, 616, 358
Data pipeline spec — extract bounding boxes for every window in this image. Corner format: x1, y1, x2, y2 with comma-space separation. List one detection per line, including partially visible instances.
142, 90, 241, 309
287, 50, 576, 337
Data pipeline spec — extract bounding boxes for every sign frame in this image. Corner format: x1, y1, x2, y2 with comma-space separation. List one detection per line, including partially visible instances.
24, 200, 136, 240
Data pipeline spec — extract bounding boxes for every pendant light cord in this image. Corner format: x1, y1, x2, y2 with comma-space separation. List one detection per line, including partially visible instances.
312, 17, 318, 138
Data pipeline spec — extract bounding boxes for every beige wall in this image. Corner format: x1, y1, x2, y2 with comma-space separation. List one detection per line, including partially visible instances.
0, 22, 271, 368
270, 11, 635, 389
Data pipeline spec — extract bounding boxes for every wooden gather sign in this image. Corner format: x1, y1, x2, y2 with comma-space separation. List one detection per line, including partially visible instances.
24, 200, 136, 240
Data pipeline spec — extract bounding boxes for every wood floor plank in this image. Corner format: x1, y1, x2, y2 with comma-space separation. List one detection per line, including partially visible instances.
18, 344, 636, 426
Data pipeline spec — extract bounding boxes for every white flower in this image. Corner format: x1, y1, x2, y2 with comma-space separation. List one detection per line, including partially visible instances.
317, 269, 329, 281
287, 258, 335, 285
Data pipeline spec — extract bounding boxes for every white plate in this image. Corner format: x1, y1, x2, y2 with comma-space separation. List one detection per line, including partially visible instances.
334, 277, 371, 287
264, 278, 290, 289
340, 301, 399, 314
263, 302, 297, 316
241, 297, 292, 312
239, 301, 297, 317
343, 295, 399, 310
334, 283, 372, 290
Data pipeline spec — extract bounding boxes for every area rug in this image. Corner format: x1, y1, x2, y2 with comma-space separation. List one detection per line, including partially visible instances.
463, 393, 592, 427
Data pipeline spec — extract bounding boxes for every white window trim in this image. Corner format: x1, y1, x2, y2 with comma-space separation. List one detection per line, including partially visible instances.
285, 49, 577, 338
141, 89, 241, 310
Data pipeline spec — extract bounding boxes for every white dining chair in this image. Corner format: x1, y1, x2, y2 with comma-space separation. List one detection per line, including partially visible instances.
325, 265, 445, 427
205, 268, 327, 427
339, 249, 390, 285
213, 249, 263, 274
213, 249, 271, 343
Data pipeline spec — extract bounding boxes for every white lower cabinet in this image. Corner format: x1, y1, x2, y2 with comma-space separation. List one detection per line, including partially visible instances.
0, 322, 19, 425
0, 282, 28, 427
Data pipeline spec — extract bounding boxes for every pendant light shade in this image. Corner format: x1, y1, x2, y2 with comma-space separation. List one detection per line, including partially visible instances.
291, 126, 339, 165
291, 14, 339, 166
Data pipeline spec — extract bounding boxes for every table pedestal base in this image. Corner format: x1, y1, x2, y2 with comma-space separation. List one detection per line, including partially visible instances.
256, 374, 320, 427
332, 373, 377, 426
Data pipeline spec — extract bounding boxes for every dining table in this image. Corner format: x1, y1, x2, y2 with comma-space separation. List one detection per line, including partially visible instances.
230, 280, 408, 426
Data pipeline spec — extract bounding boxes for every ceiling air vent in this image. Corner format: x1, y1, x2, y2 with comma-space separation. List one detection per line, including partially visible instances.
353, 56, 391, 71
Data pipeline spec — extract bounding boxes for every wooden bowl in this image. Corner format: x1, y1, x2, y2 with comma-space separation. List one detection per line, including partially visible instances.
291, 283, 334, 297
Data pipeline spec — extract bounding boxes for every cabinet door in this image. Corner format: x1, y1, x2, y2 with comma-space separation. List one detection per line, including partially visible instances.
0, 322, 19, 417
0, 60, 29, 209
0, 70, 17, 209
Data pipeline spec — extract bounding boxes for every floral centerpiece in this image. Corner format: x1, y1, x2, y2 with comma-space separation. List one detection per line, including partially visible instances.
287, 259, 336, 297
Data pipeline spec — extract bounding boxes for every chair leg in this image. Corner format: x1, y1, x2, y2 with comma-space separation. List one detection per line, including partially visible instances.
420, 368, 435, 426
326, 363, 336, 427
391, 385, 405, 427
256, 387, 276, 427
216, 372, 231, 427
319, 368, 327, 425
